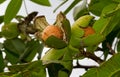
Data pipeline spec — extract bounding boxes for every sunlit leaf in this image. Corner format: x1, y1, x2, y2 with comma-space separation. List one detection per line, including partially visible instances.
30, 0, 51, 6
82, 53, 120, 77
93, 4, 120, 36
82, 33, 105, 46
4, 0, 22, 24
41, 47, 67, 61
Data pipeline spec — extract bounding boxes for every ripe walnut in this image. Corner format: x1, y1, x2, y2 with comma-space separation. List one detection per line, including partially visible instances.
41, 25, 63, 41
83, 26, 95, 37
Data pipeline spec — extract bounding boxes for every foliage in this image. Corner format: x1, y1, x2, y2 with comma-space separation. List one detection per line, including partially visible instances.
0, 0, 120, 77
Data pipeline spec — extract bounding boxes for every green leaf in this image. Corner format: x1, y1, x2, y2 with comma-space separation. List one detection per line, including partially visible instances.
82, 33, 105, 46
117, 41, 120, 52
111, 69, 120, 77
70, 27, 84, 48
113, 0, 120, 3
89, 0, 113, 16
0, 16, 4, 24
54, 12, 71, 43
0, 0, 5, 4
102, 27, 119, 60
53, 0, 68, 12
61, 47, 72, 71
8, 60, 46, 77
45, 36, 67, 49
4, 38, 25, 55
58, 70, 69, 77
61, 19, 71, 43
30, 0, 51, 6
4, 0, 22, 24
47, 63, 64, 77
82, 53, 120, 77
3, 38, 25, 64
0, 50, 5, 72
41, 47, 67, 61
64, 0, 82, 15
4, 50, 19, 64
19, 40, 42, 62
93, 4, 120, 36
73, 0, 89, 20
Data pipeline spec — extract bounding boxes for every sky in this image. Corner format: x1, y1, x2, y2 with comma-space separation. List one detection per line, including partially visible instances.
0, 0, 100, 77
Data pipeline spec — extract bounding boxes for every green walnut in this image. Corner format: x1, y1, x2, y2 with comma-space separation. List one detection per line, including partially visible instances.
1, 22, 20, 39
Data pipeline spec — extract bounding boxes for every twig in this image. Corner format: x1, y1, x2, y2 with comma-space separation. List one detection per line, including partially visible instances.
80, 49, 104, 64
106, 43, 115, 55
73, 60, 98, 70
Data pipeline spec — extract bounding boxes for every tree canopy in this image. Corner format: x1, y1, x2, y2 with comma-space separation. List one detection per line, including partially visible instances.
0, 0, 120, 77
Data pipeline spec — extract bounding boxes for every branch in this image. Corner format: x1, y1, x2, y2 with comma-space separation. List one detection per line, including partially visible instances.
79, 49, 104, 64
73, 60, 98, 70
106, 43, 115, 55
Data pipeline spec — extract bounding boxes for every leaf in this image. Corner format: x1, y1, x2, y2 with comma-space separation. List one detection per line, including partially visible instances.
82, 33, 105, 46
62, 19, 71, 43
54, 12, 71, 43
89, 0, 113, 16
8, 60, 46, 77
4, 0, 22, 24
19, 40, 42, 62
0, 16, 4, 24
117, 41, 120, 52
4, 38, 25, 55
45, 36, 67, 49
3, 38, 25, 64
111, 69, 120, 77
113, 0, 120, 3
47, 63, 64, 77
61, 47, 72, 71
30, 0, 51, 6
58, 70, 69, 77
93, 3, 120, 36
0, 0, 5, 4
102, 27, 120, 60
64, 0, 82, 15
41, 47, 67, 61
73, 0, 89, 20
34, 16, 49, 32
82, 53, 120, 77
70, 27, 84, 48
4, 50, 19, 64
53, 0, 68, 12
0, 50, 5, 72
